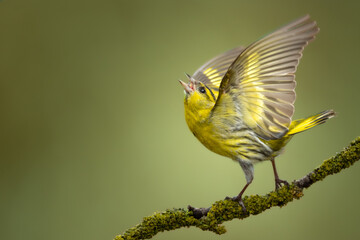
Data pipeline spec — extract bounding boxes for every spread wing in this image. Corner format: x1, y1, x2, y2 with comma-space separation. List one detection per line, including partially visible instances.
212, 15, 319, 140
192, 47, 245, 92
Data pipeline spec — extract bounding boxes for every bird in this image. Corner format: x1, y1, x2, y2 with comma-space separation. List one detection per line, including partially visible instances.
178, 15, 335, 211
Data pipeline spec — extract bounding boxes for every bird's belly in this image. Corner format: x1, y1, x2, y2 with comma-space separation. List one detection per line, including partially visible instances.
195, 131, 235, 158
192, 125, 273, 162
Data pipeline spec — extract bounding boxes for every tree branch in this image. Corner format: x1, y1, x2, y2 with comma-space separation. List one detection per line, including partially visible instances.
115, 137, 360, 240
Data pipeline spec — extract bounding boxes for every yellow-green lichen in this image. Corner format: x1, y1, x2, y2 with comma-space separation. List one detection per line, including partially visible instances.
310, 137, 360, 183
115, 137, 360, 240
116, 185, 305, 239
115, 208, 201, 240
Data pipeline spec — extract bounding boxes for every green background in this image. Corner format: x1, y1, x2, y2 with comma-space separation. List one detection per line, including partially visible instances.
1, 0, 360, 239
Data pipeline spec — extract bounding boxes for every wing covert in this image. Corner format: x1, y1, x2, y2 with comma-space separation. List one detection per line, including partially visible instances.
192, 47, 245, 91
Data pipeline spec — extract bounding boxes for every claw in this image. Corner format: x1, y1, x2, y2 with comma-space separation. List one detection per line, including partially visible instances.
275, 178, 289, 190
225, 196, 247, 213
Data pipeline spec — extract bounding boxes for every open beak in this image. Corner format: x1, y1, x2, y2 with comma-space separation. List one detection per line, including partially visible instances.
179, 73, 195, 94
179, 80, 194, 94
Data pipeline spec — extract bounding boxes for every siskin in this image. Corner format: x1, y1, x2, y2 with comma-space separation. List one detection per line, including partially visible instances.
179, 15, 335, 210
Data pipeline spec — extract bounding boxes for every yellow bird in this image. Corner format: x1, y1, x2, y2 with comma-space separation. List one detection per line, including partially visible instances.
179, 15, 335, 210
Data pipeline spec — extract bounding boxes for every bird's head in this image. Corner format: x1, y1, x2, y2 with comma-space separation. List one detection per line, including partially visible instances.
179, 73, 216, 112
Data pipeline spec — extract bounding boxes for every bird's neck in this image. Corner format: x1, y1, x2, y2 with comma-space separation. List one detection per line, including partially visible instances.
184, 103, 212, 133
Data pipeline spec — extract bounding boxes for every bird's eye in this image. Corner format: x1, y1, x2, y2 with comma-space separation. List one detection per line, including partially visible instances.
199, 87, 206, 94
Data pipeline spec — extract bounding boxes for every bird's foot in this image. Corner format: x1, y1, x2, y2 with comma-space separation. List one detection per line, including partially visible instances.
275, 178, 289, 190
225, 196, 247, 213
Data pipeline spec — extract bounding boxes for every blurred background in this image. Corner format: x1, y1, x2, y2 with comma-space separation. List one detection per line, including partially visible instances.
1, 0, 360, 239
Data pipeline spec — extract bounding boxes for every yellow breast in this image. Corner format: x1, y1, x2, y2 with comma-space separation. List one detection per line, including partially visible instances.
184, 105, 249, 159
184, 100, 277, 164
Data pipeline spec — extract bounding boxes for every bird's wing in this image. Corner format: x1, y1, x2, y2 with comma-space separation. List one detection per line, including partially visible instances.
192, 47, 245, 92
212, 15, 319, 140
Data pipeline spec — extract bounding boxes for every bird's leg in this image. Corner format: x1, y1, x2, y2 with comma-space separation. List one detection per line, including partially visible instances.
270, 157, 289, 190
226, 159, 254, 212
226, 180, 252, 212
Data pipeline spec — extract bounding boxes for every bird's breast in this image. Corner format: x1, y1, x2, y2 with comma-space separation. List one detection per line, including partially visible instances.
185, 111, 273, 161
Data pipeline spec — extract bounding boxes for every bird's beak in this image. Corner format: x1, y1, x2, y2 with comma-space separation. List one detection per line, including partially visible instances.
179, 73, 195, 94
179, 80, 194, 94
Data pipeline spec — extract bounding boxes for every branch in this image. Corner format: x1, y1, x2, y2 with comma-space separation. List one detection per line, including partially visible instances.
115, 137, 360, 240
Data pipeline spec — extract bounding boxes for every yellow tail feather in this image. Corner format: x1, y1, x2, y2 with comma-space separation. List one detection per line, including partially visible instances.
287, 110, 336, 136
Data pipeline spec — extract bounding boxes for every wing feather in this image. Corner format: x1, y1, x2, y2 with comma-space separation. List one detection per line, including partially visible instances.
212, 15, 319, 140
192, 47, 245, 91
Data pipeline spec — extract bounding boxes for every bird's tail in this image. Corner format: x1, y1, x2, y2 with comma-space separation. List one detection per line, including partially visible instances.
287, 110, 336, 136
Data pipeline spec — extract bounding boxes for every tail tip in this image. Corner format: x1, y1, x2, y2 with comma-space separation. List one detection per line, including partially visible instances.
325, 109, 336, 119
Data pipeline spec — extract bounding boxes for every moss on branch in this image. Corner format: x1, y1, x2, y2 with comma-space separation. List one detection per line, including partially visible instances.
115, 137, 360, 240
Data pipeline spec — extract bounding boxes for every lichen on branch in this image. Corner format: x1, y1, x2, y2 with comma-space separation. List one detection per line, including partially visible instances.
115, 137, 360, 240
